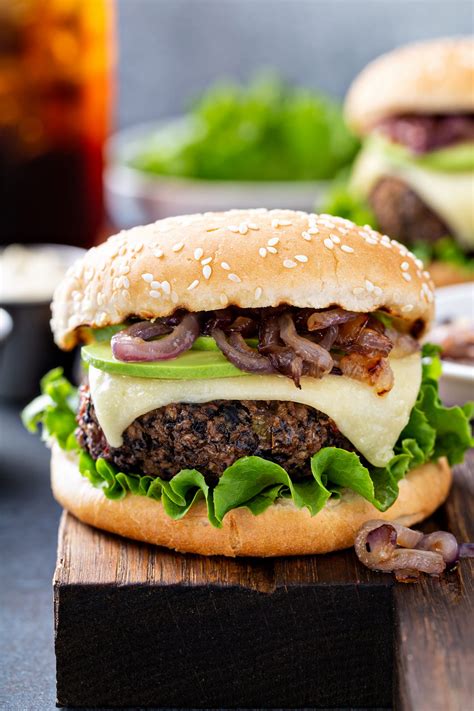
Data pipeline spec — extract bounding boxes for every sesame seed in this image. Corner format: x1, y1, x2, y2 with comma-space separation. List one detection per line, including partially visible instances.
278, 219, 292, 226
220, 261, 231, 270
427, 291, 434, 303
201, 257, 212, 265
142, 273, 154, 283
365, 279, 375, 292
423, 271, 430, 278
302, 231, 312, 241
120, 265, 130, 274
268, 246, 278, 254
271, 219, 280, 228
248, 223, 259, 230
402, 304, 414, 313
352, 287, 365, 295
171, 291, 179, 304
161, 280, 171, 294
324, 238, 334, 250
119, 245, 127, 256
307, 226, 319, 234
402, 272, 412, 282
228, 273, 241, 283
254, 286, 263, 300
341, 245, 354, 253
202, 265, 212, 280
415, 258, 424, 269
151, 280, 160, 289
133, 241, 144, 252
283, 259, 297, 268
268, 237, 280, 246
154, 249, 164, 258
374, 286, 383, 296
220, 293, 228, 306
259, 247, 267, 258
338, 227, 348, 235
149, 290, 161, 299
295, 255, 308, 263
172, 241, 184, 252
123, 277, 130, 289
366, 237, 378, 245
187, 279, 199, 291
239, 222, 249, 235
330, 233, 341, 244
401, 262, 410, 271
228, 225, 239, 233
194, 248, 204, 260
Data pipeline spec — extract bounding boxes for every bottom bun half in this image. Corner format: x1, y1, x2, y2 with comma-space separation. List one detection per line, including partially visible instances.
51, 444, 452, 557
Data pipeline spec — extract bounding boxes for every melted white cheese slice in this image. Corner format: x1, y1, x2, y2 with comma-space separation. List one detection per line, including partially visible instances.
88, 353, 421, 468
351, 142, 474, 249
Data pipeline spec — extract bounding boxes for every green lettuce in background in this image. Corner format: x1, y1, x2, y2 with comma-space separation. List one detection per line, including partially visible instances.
22, 346, 473, 528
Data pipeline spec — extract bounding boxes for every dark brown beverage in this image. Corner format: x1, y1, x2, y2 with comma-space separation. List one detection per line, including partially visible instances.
0, 0, 113, 247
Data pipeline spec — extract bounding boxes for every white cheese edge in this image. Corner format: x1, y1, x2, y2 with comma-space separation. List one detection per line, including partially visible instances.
350, 141, 474, 249
88, 353, 421, 468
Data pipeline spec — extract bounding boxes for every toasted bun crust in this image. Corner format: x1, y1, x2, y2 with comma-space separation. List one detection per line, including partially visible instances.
51, 445, 451, 557
345, 37, 474, 135
52, 209, 434, 349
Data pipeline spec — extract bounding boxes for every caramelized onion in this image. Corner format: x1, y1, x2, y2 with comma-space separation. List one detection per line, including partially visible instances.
339, 353, 394, 394
307, 308, 360, 331
112, 313, 200, 362
267, 346, 304, 388
352, 328, 393, 357
335, 314, 369, 348
212, 328, 275, 374
279, 313, 333, 376
386, 328, 420, 358
125, 320, 172, 340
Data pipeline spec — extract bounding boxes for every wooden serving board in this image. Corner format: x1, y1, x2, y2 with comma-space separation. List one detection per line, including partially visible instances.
54, 457, 473, 709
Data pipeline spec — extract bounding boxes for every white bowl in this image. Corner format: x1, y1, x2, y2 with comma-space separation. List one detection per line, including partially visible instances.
430, 282, 474, 406
104, 121, 330, 228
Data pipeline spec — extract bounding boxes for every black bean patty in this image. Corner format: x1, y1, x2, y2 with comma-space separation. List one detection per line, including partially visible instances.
369, 176, 449, 245
76, 385, 355, 482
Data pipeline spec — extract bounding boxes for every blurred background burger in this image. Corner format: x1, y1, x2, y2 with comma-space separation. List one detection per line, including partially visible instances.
345, 37, 474, 287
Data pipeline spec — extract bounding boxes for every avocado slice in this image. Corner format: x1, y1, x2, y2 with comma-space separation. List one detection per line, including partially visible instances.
81, 342, 249, 379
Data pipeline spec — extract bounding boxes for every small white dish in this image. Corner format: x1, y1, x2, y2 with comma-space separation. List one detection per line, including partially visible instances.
430, 282, 474, 405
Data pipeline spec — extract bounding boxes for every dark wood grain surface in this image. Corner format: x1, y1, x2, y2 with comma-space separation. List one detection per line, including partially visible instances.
54, 456, 473, 709
395, 455, 474, 711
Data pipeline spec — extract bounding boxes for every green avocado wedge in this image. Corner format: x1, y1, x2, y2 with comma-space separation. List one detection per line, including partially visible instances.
81, 342, 249, 379
373, 136, 474, 173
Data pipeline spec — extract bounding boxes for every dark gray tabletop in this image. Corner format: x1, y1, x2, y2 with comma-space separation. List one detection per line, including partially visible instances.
1, 401, 60, 711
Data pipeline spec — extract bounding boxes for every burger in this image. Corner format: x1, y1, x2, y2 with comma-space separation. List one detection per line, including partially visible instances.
345, 37, 474, 286
23, 209, 473, 556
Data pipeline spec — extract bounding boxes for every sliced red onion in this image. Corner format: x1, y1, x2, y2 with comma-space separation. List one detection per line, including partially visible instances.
111, 313, 200, 362
307, 308, 360, 331
212, 328, 275, 374
279, 313, 333, 376
390, 523, 424, 549
459, 543, 474, 558
416, 531, 460, 565
259, 315, 281, 353
316, 325, 338, 351
355, 521, 446, 575
124, 320, 172, 340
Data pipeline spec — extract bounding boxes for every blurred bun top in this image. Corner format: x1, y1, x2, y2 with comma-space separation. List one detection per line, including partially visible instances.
345, 37, 474, 135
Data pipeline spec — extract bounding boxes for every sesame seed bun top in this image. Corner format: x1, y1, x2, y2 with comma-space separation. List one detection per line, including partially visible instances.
345, 37, 474, 135
51, 209, 435, 349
